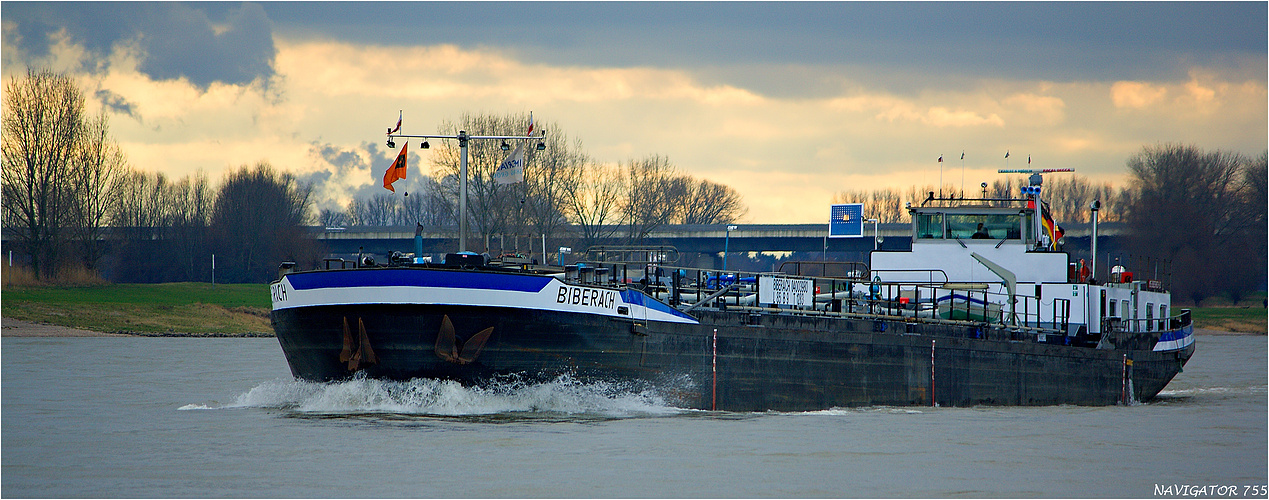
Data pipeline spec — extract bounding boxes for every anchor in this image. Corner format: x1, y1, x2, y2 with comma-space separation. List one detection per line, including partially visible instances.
339, 317, 378, 371
434, 314, 493, 364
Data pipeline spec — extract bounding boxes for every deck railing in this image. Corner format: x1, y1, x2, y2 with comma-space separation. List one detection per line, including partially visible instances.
567, 261, 1070, 332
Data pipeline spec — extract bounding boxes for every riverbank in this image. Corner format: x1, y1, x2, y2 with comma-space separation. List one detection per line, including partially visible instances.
1, 318, 273, 337
1, 282, 272, 336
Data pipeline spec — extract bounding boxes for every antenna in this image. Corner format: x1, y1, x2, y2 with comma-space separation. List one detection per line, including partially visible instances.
996, 168, 1074, 251
997, 168, 1075, 174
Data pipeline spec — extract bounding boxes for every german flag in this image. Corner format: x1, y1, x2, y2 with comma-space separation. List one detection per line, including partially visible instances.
1040, 200, 1063, 250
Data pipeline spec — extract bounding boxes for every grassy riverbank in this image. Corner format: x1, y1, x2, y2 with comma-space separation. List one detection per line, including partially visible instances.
1187, 306, 1266, 334
1, 282, 273, 336
1, 281, 1263, 336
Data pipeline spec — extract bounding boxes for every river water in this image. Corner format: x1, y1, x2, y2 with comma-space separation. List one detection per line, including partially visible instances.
2, 333, 1265, 498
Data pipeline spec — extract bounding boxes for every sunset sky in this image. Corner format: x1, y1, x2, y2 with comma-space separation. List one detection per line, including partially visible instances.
3, 2, 1265, 223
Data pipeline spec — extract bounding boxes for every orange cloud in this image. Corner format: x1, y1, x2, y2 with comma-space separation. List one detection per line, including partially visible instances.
1110, 81, 1167, 108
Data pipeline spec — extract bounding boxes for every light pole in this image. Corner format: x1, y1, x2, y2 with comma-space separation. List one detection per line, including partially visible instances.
867, 219, 879, 250
723, 225, 738, 270
388, 130, 545, 253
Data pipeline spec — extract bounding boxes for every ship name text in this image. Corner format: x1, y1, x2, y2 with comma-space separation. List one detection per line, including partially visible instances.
556, 285, 618, 310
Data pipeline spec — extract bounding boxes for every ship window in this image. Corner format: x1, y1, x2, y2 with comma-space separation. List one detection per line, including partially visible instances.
917, 213, 944, 239
1122, 300, 1131, 331
944, 214, 1024, 240
1146, 302, 1154, 331
1160, 304, 1167, 329
1108, 300, 1117, 317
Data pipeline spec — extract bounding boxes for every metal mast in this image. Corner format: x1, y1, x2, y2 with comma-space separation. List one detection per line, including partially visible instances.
387, 129, 545, 253
999, 168, 1073, 249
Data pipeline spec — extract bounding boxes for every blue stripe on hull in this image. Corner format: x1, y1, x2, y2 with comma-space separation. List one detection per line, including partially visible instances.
285, 268, 552, 293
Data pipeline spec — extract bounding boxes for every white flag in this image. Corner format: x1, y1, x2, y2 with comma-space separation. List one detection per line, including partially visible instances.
493, 141, 525, 185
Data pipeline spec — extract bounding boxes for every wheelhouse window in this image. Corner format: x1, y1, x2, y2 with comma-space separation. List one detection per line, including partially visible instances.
943, 214, 1025, 240
917, 213, 944, 239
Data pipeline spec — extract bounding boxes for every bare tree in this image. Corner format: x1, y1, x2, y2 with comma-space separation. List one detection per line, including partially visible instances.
349, 193, 400, 226
622, 154, 678, 241
1229, 151, 1268, 302
1, 68, 86, 278
677, 177, 748, 224
1126, 143, 1256, 304
68, 111, 128, 269
318, 208, 349, 228
109, 170, 214, 282
562, 159, 624, 250
1044, 176, 1093, 223
112, 170, 170, 231
166, 172, 213, 280
400, 175, 452, 227
209, 162, 315, 283
832, 188, 903, 223
522, 132, 585, 256
431, 113, 531, 250
343, 175, 450, 227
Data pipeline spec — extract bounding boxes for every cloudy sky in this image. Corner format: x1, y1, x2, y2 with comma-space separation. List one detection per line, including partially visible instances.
3, 1, 1265, 223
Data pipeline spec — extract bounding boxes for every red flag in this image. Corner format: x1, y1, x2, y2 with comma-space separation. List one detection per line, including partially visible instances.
383, 143, 408, 192
938, 155, 943, 163
387, 110, 401, 135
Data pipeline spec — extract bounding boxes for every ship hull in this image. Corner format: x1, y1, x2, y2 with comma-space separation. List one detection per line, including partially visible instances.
272, 302, 1193, 412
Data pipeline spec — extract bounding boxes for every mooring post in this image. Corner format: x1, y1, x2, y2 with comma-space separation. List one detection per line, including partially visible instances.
930, 339, 936, 407
712, 328, 718, 411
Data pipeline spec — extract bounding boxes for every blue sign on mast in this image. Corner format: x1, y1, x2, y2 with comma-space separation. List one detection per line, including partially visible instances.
829, 203, 864, 238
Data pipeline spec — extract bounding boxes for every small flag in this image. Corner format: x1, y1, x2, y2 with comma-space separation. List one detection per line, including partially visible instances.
1028, 155, 1032, 165
494, 141, 525, 185
1039, 200, 1062, 250
960, 151, 964, 160
527, 111, 534, 137
387, 110, 401, 135
383, 142, 407, 192
1005, 150, 1010, 159
938, 155, 943, 163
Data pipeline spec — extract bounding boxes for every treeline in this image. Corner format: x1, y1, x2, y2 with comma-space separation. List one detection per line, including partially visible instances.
2, 69, 125, 278
1125, 144, 1266, 305
2, 70, 746, 283
105, 164, 317, 283
832, 176, 1134, 224
319, 112, 747, 251
2, 68, 316, 283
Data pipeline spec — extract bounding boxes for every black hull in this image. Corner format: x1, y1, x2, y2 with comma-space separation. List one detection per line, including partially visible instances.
271, 305, 1193, 412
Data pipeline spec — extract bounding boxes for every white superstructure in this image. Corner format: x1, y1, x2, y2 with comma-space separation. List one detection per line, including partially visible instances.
869, 198, 1184, 351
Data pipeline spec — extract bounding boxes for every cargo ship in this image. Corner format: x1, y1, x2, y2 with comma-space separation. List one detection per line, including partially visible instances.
270, 172, 1194, 412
